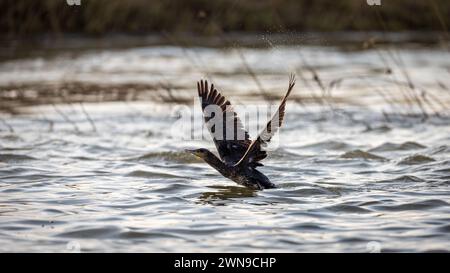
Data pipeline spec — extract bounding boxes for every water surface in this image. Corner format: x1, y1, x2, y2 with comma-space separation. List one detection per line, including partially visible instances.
0, 44, 449, 252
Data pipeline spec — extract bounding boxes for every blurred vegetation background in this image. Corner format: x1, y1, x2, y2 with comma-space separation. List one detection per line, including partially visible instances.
1, 0, 449, 37
0, 0, 449, 117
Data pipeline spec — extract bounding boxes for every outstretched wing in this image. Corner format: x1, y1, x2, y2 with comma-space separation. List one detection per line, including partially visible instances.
234, 74, 296, 168
197, 80, 251, 165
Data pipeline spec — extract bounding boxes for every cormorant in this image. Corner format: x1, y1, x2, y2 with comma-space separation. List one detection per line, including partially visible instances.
186, 75, 296, 190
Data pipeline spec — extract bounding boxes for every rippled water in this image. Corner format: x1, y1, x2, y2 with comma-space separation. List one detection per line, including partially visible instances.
0, 44, 450, 252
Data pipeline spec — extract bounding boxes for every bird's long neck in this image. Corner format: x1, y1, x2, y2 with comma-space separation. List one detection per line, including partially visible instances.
203, 151, 228, 175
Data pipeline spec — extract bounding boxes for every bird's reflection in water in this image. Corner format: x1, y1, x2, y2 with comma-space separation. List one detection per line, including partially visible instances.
198, 185, 257, 205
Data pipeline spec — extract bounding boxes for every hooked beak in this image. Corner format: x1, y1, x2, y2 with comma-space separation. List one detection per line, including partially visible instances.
185, 149, 199, 156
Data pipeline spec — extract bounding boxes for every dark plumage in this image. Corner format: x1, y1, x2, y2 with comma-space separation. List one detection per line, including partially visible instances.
186, 75, 296, 190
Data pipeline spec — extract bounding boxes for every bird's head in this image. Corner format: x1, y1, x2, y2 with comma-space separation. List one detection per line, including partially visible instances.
185, 148, 210, 159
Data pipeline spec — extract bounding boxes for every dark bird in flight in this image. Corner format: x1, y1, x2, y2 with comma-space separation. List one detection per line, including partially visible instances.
186, 75, 296, 190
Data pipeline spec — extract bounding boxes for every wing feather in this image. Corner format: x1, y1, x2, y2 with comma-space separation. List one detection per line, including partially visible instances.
197, 80, 251, 165
234, 74, 296, 167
